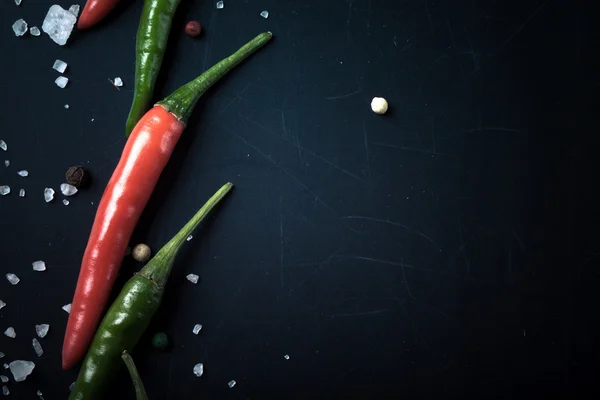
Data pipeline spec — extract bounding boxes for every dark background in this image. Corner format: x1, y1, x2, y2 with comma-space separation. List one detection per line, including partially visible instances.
1, 0, 598, 398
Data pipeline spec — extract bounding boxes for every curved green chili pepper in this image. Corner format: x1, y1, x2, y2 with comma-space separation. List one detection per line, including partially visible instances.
125, 0, 181, 136
69, 183, 233, 400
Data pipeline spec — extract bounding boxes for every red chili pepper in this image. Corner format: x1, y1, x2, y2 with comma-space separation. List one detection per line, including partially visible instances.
77, 0, 121, 30
62, 32, 272, 370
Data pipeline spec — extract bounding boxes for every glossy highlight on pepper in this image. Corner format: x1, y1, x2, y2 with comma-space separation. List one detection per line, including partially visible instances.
78, 0, 121, 30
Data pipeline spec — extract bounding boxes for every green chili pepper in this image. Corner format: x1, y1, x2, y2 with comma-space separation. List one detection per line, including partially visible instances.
122, 351, 149, 400
125, 0, 181, 136
69, 183, 233, 400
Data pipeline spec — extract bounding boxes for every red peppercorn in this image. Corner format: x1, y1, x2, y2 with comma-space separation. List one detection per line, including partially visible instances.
185, 21, 201, 37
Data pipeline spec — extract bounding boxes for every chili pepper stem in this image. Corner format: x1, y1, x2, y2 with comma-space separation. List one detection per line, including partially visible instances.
139, 182, 233, 287
158, 32, 272, 123
122, 351, 149, 400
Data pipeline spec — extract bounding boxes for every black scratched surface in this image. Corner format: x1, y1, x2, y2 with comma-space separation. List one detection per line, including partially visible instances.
0, 0, 599, 398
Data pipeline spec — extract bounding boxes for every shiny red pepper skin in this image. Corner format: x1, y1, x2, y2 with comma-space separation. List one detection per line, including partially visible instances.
62, 106, 184, 370
78, 0, 121, 30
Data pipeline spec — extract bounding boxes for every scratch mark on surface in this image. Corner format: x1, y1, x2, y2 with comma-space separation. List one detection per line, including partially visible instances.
470, 0, 550, 75
445, 17, 463, 74
294, 132, 305, 166
346, 0, 354, 44
281, 98, 289, 139
399, 42, 413, 53
363, 121, 371, 182
226, 128, 338, 214
105, 135, 127, 150
512, 229, 526, 250
279, 196, 284, 290
329, 309, 389, 318
465, 126, 522, 133
466, 36, 479, 71
241, 114, 366, 182
202, 11, 218, 71
335, 255, 435, 272
401, 259, 415, 299
373, 141, 446, 156
425, 0, 434, 36
342, 215, 442, 251
288, 249, 341, 294
326, 88, 362, 100
217, 84, 250, 116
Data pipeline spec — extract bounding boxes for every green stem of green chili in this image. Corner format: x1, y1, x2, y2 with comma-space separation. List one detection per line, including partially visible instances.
158, 32, 272, 123
121, 351, 149, 400
139, 182, 233, 287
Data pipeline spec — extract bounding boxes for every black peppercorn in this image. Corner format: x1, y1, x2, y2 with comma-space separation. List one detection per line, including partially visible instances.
65, 165, 88, 188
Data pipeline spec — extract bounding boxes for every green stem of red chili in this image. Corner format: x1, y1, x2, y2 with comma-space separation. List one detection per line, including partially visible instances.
158, 32, 273, 123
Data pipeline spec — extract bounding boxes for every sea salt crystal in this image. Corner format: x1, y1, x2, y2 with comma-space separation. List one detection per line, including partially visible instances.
186, 235, 193, 241
2, 365, 7, 370
32, 339, 44, 357
0, 186, 9, 196
37, 389, 44, 398
4, 328, 16, 338
0, 140, 6, 151
2, 386, 8, 396
42, 5, 77, 46
114, 77, 123, 87
186, 274, 199, 284
192, 324, 202, 334
13, 19, 28, 37
228, 380, 236, 388
0, 353, 3, 359
9, 360, 35, 382
68, 4, 80, 17
6, 273, 20, 285
30, 26, 41, 36
63, 199, 70, 205
32, 261, 46, 271
260, 10, 269, 18
61, 183, 78, 196
53, 59, 67, 73
0, 300, 5, 310
15, 0, 22, 5
284, 354, 290, 360
44, 188, 55, 202
55, 76, 69, 88
17, 170, 28, 177
35, 324, 50, 338
64, 104, 70, 109
216, 1, 224, 9
19, 189, 25, 197
193, 363, 204, 377
0, 375, 7, 383
4, 160, 8, 167
62, 303, 72, 313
